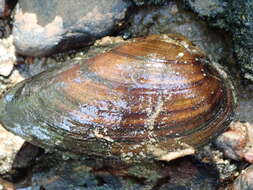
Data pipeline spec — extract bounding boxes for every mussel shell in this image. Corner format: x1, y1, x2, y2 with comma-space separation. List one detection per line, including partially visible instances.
0, 34, 237, 162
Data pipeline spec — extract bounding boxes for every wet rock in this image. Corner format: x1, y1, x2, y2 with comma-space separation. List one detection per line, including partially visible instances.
216, 122, 253, 163
227, 165, 253, 190
237, 84, 253, 123
196, 145, 238, 182
128, 1, 233, 64
13, 0, 132, 56
26, 156, 218, 190
183, 0, 253, 81
0, 36, 16, 77
0, 124, 24, 175
183, 0, 226, 17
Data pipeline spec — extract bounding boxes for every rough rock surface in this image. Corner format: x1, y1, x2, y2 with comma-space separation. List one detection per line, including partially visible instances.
13, 0, 132, 56
128, 1, 233, 64
183, 0, 253, 81
0, 36, 16, 77
28, 156, 218, 190
216, 122, 253, 163
228, 165, 253, 190
0, 124, 24, 175
216, 84, 253, 163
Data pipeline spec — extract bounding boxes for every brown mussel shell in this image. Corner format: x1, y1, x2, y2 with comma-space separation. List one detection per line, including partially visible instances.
0, 34, 237, 163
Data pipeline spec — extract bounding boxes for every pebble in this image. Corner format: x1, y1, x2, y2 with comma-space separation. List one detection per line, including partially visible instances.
13, 0, 132, 56
27, 156, 218, 190
216, 122, 253, 163
228, 165, 253, 190
128, 1, 233, 64
0, 36, 16, 77
0, 124, 24, 175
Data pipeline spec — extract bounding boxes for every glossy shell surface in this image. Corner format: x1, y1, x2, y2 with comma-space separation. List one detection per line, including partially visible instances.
0, 34, 237, 162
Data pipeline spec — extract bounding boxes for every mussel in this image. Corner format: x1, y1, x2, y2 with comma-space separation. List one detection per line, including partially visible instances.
0, 34, 237, 163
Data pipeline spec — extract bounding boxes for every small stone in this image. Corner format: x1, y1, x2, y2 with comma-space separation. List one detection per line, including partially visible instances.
0, 124, 24, 175
13, 0, 132, 56
216, 122, 253, 163
0, 36, 16, 77
228, 165, 253, 190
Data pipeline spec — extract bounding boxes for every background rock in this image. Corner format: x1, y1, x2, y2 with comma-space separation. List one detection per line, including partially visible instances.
13, 0, 132, 56
28, 156, 218, 190
227, 165, 253, 190
183, 0, 253, 81
0, 36, 16, 77
127, 1, 233, 65
0, 125, 24, 176
215, 122, 253, 162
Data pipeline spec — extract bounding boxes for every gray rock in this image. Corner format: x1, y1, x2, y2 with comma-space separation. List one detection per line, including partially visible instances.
13, 0, 132, 56
228, 165, 253, 190
183, 0, 226, 17
183, 0, 253, 81
28, 156, 218, 190
128, 1, 233, 64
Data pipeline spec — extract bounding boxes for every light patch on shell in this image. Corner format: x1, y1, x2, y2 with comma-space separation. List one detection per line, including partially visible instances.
93, 129, 114, 142
159, 34, 203, 56
176, 52, 184, 59
209, 61, 238, 106
145, 53, 167, 63
145, 94, 171, 131
147, 142, 195, 162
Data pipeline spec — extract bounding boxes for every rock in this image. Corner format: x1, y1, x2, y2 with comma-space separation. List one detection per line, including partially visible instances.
128, 1, 233, 64
237, 84, 253, 123
216, 122, 253, 163
183, 0, 226, 17
0, 36, 16, 77
183, 0, 253, 81
228, 165, 253, 190
26, 156, 218, 190
12, 142, 41, 169
13, 0, 132, 56
0, 124, 24, 175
